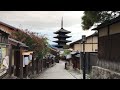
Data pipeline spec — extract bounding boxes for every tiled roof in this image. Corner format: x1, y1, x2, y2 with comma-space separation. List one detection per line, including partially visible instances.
0, 29, 9, 35
54, 28, 71, 34
8, 38, 28, 48
0, 21, 19, 31
54, 35, 71, 38
53, 40, 71, 43
92, 16, 120, 30
69, 32, 98, 46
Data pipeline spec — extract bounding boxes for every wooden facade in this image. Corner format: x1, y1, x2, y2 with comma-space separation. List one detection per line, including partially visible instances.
8, 38, 29, 79
98, 28, 120, 62
0, 29, 9, 78
69, 32, 98, 52
92, 16, 120, 72
93, 16, 120, 61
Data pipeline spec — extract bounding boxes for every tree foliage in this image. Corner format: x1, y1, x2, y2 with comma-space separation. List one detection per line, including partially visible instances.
11, 29, 50, 60
63, 49, 71, 56
82, 11, 120, 30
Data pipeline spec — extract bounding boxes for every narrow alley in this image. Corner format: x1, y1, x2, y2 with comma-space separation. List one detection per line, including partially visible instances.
35, 60, 79, 79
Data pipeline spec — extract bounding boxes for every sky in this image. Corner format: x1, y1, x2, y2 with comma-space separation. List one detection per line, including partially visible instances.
0, 11, 95, 45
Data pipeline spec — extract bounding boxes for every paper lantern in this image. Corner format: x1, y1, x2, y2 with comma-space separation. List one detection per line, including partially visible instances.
23, 56, 25, 67
24, 57, 29, 65
29, 55, 32, 61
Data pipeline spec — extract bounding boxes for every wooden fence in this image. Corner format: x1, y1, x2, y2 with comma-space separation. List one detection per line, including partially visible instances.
80, 52, 98, 74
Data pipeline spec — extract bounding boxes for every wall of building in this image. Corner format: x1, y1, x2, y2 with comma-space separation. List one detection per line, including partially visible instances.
99, 22, 120, 37
85, 44, 92, 52
73, 43, 98, 52
98, 22, 120, 61
85, 44, 97, 52
90, 66, 120, 79
86, 37, 92, 43
99, 27, 108, 37
95, 21, 120, 76
93, 36, 98, 43
72, 36, 98, 52
73, 44, 81, 51
110, 22, 120, 35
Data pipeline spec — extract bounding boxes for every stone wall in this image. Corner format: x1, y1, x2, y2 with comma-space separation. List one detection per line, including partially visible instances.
90, 66, 120, 79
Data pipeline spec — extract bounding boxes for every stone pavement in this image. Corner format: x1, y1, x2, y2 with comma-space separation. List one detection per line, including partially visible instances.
67, 65, 90, 79
67, 66, 83, 79
35, 60, 79, 79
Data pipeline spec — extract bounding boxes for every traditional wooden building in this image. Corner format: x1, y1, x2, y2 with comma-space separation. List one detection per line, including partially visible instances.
88, 16, 120, 79
8, 38, 31, 79
0, 21, 19, 35
0, 29, 9, 78
69, 32, 98, 72
92, 16, 120, 70
0, 21, 38, 79
53, 17, 71, 49
69, 32, 98, 52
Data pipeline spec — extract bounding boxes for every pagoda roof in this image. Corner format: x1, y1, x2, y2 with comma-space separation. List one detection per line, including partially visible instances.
54, 28, 71, 34
54, 45, 63, 48
8, 38, 29, 48
54, 35, 71, 38
53, 40, 71, 43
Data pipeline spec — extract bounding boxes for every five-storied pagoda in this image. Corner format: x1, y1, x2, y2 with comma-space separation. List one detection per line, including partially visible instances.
53, 17, 71, 49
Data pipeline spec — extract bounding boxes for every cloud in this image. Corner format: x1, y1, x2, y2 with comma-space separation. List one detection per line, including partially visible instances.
0, 11, 95, 45
0, 11, 83, 28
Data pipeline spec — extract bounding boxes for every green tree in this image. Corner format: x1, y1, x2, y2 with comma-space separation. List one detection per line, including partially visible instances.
11, 29, 49, 60
63, 49, 71, 56
81, 11, 120, 30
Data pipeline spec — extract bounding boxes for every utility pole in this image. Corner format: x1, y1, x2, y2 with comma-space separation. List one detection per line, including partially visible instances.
82, 35, 86, 79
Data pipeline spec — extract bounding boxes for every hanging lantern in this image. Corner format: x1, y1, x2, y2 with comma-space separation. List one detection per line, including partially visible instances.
23, 56, 25, 67
29, 55, 32, 61
24, 57, 29, 65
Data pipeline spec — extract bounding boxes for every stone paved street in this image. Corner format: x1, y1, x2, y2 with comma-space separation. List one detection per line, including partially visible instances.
35, 60, 79, 79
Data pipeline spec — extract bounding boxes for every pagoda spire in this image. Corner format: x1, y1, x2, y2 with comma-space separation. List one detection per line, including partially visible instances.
61, 17, 63, 29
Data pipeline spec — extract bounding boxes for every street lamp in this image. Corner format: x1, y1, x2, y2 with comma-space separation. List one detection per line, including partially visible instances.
82, 35, 86, 79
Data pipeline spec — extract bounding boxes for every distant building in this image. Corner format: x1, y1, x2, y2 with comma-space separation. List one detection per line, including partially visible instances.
53, 17, 71, 49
